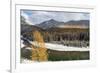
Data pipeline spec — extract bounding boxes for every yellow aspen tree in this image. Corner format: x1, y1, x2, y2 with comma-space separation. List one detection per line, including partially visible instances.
31, 30, 48, 61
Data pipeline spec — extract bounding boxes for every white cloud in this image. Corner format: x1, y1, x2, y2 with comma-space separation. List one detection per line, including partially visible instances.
21, 10, 89, 24
21, 11, 29, 19
21, 11, 34, 25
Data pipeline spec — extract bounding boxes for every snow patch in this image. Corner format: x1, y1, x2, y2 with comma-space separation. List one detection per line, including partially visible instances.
31, 42, 89, 51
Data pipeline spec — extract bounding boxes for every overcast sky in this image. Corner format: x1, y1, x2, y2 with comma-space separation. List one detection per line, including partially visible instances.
21, 10, 90, 25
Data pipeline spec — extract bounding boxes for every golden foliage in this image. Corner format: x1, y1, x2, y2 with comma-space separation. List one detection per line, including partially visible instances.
31, 31, 48, 61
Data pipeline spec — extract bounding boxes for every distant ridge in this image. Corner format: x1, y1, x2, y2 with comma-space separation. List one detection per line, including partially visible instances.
35, 19, 89, 29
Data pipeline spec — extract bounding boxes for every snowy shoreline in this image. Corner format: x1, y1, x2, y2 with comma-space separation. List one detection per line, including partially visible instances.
21, 41, 89, 51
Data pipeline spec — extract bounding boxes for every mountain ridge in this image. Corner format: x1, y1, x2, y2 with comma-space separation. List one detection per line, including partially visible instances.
35, 19, 89, 29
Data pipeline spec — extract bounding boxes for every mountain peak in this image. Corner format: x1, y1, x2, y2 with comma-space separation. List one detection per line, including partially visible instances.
35, 19, 61, 29
49, 19, 57, 22
35, 19, 89, 29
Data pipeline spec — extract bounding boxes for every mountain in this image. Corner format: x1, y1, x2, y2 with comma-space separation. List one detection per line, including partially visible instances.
35, 19, 64, 29
35, 19, 89, 29
66, 20, 89, 27
66, 20, 89, 26
57, 20, 89, 28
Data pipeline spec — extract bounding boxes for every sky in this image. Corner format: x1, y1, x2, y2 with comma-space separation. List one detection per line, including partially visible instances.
21, 10, 90, 25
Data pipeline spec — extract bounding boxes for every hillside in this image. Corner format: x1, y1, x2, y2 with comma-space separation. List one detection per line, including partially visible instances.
35, 19, 89, 29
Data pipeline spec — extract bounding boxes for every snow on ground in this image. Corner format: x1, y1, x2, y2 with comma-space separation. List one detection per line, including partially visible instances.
21, 59, 37, 63
45, 43, 89, 51
21, 40, 89, 51
31, 42, 89, 51
21, 40, 25, 48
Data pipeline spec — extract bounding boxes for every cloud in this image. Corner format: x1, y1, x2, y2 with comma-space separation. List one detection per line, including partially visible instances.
21, 11, 34, 25
21, 10, 90, 24
21, 11, 29, 19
